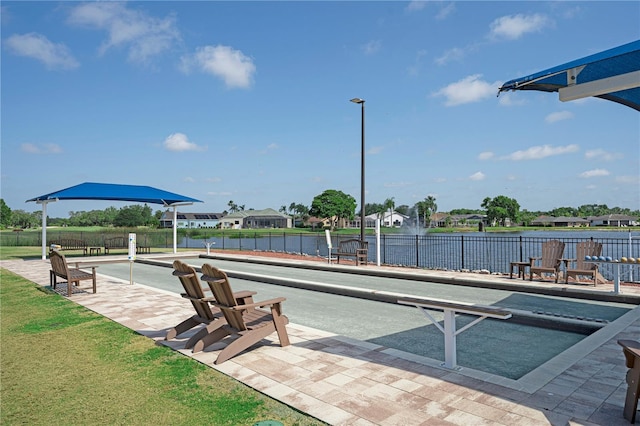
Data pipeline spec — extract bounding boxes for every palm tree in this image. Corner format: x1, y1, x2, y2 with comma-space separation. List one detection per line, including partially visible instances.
424, 196, 437, 227
383, 197, 395, 227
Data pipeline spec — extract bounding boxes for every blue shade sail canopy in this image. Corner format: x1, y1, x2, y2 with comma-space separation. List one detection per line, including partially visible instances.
498, 40, 640, 111
27, 182, 202, 259
27, 182, 202, 206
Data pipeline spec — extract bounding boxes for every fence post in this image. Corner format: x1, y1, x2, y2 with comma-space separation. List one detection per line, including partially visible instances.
461, 235, 465, 270
519, 236, 523, 262
415, 235, 419, 268
283, 232, 287, 252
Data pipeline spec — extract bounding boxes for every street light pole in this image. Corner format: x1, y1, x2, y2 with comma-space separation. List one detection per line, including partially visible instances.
350, 98, 365, 245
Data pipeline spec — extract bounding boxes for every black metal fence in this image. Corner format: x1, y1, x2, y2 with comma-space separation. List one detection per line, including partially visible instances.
4, 230, 640, 281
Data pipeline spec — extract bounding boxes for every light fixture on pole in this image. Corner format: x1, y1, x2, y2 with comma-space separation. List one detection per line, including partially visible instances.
350, 97, 365, 245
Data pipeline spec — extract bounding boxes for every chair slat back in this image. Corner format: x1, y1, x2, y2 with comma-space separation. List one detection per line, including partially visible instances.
201, 264, 247, 331
172, 260, 215, 321
575, 241, 603, 271
540, 240, 565, 268
49, 250, 70, 277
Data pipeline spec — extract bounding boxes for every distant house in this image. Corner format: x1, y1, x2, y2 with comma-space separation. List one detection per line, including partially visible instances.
219, 208, 291, 229
160, 212, 225, 229
588, 214, 638, 227
365, 211, 410, 228
531, 216, 589, 227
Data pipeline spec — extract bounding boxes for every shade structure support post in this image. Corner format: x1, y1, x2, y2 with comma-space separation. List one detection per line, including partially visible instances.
173, 206, 178, 254
37, 199, 56, 260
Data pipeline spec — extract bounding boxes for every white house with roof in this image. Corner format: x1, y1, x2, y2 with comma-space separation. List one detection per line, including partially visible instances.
364, 211, 410, 228
160, 212, 225, 229
220, 208, 291, 229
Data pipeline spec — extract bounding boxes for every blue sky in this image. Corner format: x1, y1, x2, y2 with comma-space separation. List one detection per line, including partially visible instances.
2, 1, 639, 218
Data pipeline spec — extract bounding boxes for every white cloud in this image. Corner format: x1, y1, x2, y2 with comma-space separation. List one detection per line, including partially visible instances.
259, 143, 279, 154
585, 149, 622, 161
21, 143, 63, 154
435, 47, 465, 66
489, 13, 550, 40
183, 176, 195, 183
368, 146, 384, 155
497, 92, 526, 106
5, 33, 79, 70
579, 169, 610, 178
545, 111, 574, 123
502, 144, 579, 160
436, 3, 455, 20
478, 151, 494, 160
433, 74, 500, 106
362, 40, 381, 55
469, 171, 485, 181
163, 133, 206, 152
405, 1, 427, 12
434, 177, 446, 183
181, 45, 255, 89
206, 177, 222, 183
68, 2, 180, 64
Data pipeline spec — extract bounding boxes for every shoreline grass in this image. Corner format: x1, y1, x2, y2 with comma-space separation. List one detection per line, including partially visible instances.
0, 268, 324, 425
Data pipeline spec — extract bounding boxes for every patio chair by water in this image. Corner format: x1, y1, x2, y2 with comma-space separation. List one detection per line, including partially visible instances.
200, 263, 290, 364
529, 240, 565, 283
166, 260, 255, 353
564, 241, 603, 286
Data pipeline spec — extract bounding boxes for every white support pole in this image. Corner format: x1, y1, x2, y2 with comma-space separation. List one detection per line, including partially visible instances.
443, 310, 457, 369
173, 206, 178, 254
40, 201, 48, 260
376, 219, 381, 267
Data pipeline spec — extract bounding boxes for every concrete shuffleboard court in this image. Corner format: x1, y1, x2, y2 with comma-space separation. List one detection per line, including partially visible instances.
92, 256, 636, 380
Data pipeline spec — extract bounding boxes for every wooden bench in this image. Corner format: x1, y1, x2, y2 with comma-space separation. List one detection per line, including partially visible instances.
104, 237, 127, 254
104, 236, 150, 254
49, 250, 96, 296
49, 239, 88, 256
333, 239, 368, 265
618, 339, 640, 423
398, 296, 512, 370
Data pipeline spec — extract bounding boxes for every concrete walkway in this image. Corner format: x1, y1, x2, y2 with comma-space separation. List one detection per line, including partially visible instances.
2, 254, 639, 425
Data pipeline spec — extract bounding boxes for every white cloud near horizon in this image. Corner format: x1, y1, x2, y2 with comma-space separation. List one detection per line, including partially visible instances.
68, 2, 180, 65
21, 143, 63, 154
502, 144, 579, 161
433, 74, 500, 106
5, 33, 79, 70
545, 111, 574, 123
181, 45, 255, 89
163, 133, 206, 152
579, 169, 610, 178
585, 149, 622, 161
469, 171, 485, 181
478, 151, 494, 160
489, 13, 551, 40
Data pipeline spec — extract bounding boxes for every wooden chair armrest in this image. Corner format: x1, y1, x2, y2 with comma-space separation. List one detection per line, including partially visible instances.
173, 270, 195, 278
230, 297, 286, 311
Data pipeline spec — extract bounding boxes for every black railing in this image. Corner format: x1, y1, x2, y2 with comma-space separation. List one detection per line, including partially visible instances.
4, 230, 640, 281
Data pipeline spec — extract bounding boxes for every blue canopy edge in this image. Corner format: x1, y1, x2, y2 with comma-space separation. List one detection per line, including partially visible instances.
498, 40, 640, 111
27, 182, 202, 206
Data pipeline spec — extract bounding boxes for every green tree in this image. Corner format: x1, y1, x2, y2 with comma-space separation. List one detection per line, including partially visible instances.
0, 199, 12, 228
113, 204, 154, 227
309, 189, 356, 231
383, 197, 395, 227
481, 195, 520, 226
10, 209, 39, 228
415, 196, 437, 228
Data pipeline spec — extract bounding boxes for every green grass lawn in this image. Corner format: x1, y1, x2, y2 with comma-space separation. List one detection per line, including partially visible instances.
0, 268, 325, 425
